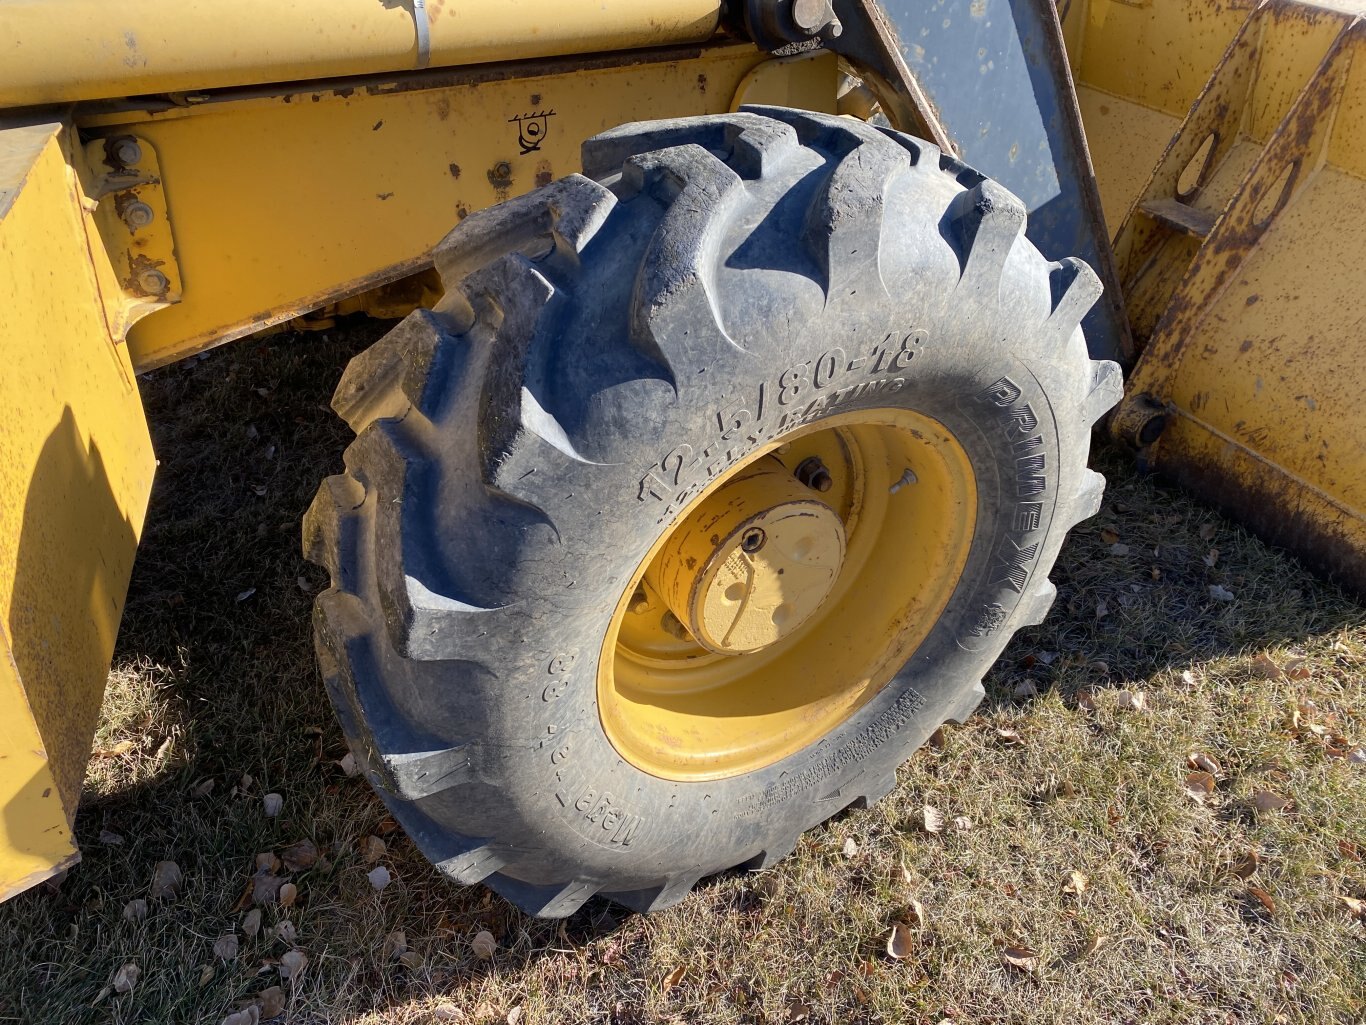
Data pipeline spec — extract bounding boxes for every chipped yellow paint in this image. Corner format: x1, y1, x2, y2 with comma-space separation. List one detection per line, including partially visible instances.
71, 42, 796, 371
0, 122, 156, 898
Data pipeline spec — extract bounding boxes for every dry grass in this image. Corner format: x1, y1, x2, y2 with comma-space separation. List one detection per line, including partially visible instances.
0, 322, 1362, 1025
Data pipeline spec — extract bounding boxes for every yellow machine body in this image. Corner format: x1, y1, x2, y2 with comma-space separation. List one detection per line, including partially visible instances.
0, 122, 156, 898
1064, 0, 1366, 584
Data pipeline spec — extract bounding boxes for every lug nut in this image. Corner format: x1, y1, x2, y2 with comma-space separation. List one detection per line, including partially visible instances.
660, 610, 690, 640
121, 201, 154, 230
110, 137, 142, 168
795, 456, 833, 493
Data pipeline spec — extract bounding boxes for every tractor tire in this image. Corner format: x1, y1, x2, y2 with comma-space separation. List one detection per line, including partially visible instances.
303, 107, 1123, 918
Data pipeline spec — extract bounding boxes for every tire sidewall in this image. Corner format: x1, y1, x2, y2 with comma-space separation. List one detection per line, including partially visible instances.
472, 300, 1085, 887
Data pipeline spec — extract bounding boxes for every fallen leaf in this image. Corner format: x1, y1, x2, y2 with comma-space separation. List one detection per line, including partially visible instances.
662, 965, 686, 992
252, 870, 286, 905
280, 840, 319, 873
1231, 850, 1260, 880
842, 837, 858, 858
1109, 543, 1130, 557
1062, 870, 1089, 895
1246, 885, 1276, 915
338, 752, 359, 777
191, 777, 215, 798
262, 793, 283, 818
1000, 945, 1041, 973
1335, 894, 1365, 918
367, 864, 393, 892
903, 896, 927, 927
1187, 752, 1222, 775
1100, 527, 1120, 544
1209, 584, 1235, 602
922, 805, 944, 834
362, 835, 386, 864
384, 930, 407, 959
1199, 523, 1217, 541
278, 883, 298, 908
885, 921, 914, 959
257, 986, 285, 1019
927, 727, 947, 751
1183, 771, 1216, 803
279, 949, 307, 981
198, 964, 214, 987
1012, 680, 1039, 700
1345, 746, 1366, 766
256, 852, 281, 873
1179, 670, 1197, 688
99, 830, 125, 846
94, 739, 137, 758
1252, 654, 1285, 680
995, 727, 1023, 746
242, 908, 262, 938
213, 934, 239, 961
952, 816, 973, 832
471, 930, 497, 959
1076, 690, 1097, 712
1075, 933, 1108, 959
1203, 548, 1219, 568
1250, 789, 1293, 813
506, 1007, 524, 1025
236, 588, 256, 602
433, 1005, 463, 1022
221, 1011, 256, 1025
122, 898, 147, 923
1284, 656, 1312, 680
1095, 600, 1109, 620
296, 576, 311, 594
274, 919, 297, 944
150, 861, 183, 898
112, 962, 140, 994
398, 950, 423, 971
1116, 690, 1150, 712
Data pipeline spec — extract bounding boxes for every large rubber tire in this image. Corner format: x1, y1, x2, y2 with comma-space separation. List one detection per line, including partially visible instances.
303, 107, 1123, 918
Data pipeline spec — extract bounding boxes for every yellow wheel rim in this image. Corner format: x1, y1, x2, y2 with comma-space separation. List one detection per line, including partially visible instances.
597, 408, 977, 781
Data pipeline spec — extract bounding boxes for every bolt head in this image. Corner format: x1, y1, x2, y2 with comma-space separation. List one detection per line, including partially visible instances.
791, 0, 831, 33
111, 138, 142, 168
122, 201, 155, 229
137, 268, 169, 295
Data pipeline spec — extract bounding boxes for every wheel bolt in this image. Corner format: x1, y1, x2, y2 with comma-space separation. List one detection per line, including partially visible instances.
795, 457, 833, 493
740, 527, 767, 553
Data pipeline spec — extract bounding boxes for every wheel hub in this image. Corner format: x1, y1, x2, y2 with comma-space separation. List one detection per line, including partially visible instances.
648, 459, 846, 654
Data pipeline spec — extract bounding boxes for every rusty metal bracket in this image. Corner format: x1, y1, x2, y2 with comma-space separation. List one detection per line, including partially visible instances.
80, 134, 183, 333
